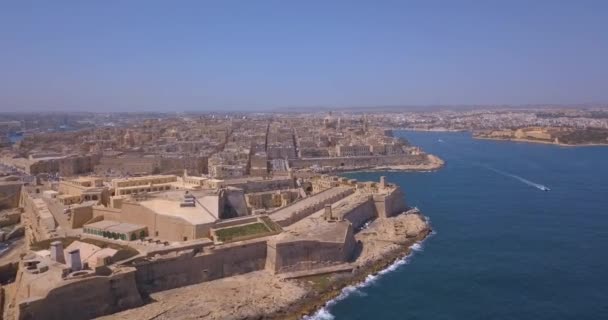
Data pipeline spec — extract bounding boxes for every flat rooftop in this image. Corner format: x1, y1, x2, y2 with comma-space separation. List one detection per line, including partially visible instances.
138, 192, 219, 225
85, 220, 145, 234
273, 220, 351, 244
112, 174, 177, 184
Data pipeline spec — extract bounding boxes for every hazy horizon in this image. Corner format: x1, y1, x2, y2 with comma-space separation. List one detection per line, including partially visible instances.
1, 1, 607, 112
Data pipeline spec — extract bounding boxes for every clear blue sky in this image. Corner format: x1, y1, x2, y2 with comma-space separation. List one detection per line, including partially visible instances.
1, 1, 607, 112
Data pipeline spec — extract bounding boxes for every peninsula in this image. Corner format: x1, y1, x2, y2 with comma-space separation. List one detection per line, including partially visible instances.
0, 112, 437, 320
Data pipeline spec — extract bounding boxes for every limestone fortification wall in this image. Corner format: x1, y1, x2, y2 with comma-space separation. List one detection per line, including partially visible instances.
70, 205, 93, 228
374, 187, 407, 218
18, 269, 143, 320
266, 226, 356, 274
271, 187, 354, 227
341, 199, 376, 229
21, 193, 55, 241
290, 154, 428, 169
0, 182, 22, 210
133, 237, 268, 293
225, 178, 295, 193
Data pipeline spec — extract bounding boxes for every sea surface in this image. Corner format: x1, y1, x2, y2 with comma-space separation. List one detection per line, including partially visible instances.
312, 131, 608, 320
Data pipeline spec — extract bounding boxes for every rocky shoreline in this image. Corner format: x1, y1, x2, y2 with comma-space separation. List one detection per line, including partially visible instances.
271, 231, 431, 320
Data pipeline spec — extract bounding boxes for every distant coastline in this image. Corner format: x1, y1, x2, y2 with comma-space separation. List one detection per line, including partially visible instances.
396, 127, 466, 133
364, 154, 445, 172
330, 154, 445, 174
473, 135, 608, 147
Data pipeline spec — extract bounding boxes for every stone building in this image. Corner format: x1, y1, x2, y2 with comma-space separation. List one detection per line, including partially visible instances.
335, 144, 372, 157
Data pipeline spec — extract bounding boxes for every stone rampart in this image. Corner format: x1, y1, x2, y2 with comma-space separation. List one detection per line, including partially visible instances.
289, 154, 428, 169
17, 269, 143, 320
266, 223, 355, 274
270, 187, 354, 227
0, 182, 22, 210
132, 237, 269, 294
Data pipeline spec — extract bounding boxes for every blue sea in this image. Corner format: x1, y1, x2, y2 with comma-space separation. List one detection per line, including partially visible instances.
311, 131, 608, 320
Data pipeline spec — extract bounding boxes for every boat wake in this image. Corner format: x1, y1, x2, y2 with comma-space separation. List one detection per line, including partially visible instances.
483, 166, 550, 191
302, 231, 435, 320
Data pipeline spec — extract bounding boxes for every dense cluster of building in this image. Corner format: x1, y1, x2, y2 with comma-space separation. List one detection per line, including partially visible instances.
0, 112, 431, 180
0, 112, 439, 319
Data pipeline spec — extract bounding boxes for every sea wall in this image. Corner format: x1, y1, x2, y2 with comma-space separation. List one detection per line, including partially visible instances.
341, 199, 376, 229
290, 154, 428, 169
374, 187, 407, 218
266, 240, 351, 274
266, 224, 356, 274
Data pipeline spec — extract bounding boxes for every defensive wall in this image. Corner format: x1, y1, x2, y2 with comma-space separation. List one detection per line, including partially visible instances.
222, 177, 295, 193
0, 182, 22, 210
17, 268, 143, 320
269, 187, 354, 227
289, 154, 428, 169
131, 236, 269, 293
266, 221, 356, 274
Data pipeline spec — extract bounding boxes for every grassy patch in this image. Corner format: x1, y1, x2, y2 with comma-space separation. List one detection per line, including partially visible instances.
215, 222, 270, 242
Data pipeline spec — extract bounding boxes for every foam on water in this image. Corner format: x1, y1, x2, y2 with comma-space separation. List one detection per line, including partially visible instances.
302, 234, 433, 320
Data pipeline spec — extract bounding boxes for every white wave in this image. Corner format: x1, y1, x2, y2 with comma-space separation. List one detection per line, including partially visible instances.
302, 236, 431, 320
483, 165, 549, 191
304, 308, 335, 320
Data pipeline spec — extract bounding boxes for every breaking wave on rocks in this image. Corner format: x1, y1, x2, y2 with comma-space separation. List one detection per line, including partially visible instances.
302, 231, 435, 320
